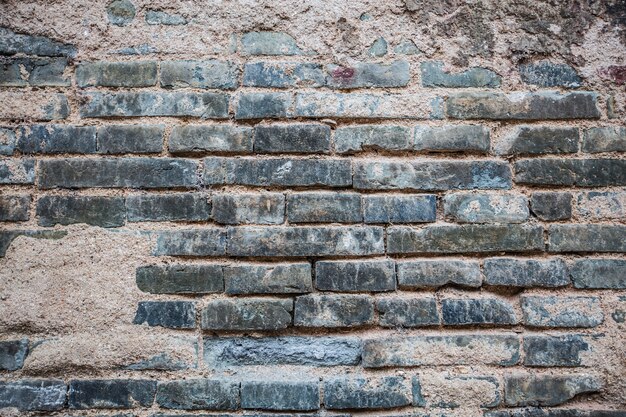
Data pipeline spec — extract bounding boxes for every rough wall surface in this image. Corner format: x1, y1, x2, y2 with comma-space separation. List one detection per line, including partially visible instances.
0, 0, 625, 416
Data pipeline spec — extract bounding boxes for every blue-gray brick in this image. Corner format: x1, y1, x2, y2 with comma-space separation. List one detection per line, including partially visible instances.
241, 380, 319, 411
515, 158, 626, 186
243, 62, 325, 88
334, 125, 412, 154
315, 260, 395, 292
0, 339, 28, 371
155, 379, 239, 410
16, 125, 96, 154
522, 296, 604, 328
287, 192, 361, 223
169, 125, 252, 154
224, 263, 312, 294
0, 380, 66, 411
519, 61, 582, 88
160, 60, 239, 90
571, 259, 626, 289
523, 335, 591, 367
69, 379, 156, 409
201, 298, 292, 331
442, 298, 517, 326
136, 264, 224, 294
421, 61, 501, 88
484, 258, 569, 288
241, 31, 303, 56
133, 300, 196, 329
377, 297, 439, 327
504, 374, 601, 407
326, 61, 410, 88
0, 195, 30, 222
397, 259, 482, 288
37, 195, 126, 227
531, 192, 572, 221
363, 194, 436, 224
97, 124, 164, 154
324, 376, 412, 410
444, 193, 529, 223
583, 126, 626, 153
153, 229, 227, 256
76, 61, 157, 87
126, 193, 210, 222
549, 224, 626, 252
0, 26, 77, 57
236, 92, 292, 119
254, 123, 330, 153
294, 294, 374, 328
212, 193, 284, 225
414, 125, 490, 153
0, 57, 69, 86
496, 126, 579, 155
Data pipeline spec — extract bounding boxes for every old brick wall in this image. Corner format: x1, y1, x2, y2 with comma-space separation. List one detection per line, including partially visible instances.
0, 0, 625, 416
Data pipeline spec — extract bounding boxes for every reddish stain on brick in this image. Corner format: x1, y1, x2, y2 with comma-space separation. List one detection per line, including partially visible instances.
332, 66, 356, 80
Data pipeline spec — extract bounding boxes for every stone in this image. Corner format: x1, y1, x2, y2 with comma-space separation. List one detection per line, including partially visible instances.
324, 376, 411, 410
519, 61, 582, 88
153, 229, 227, 256
0, 195, 30, 222
241, 31, 303, 56
515, 158, 626, 186
368, 37, 388, 57
326, 61, 410, 88
483, 258, 569, 288
235, 92, 292, 119
126, 193, 210, 222
496, 126, 579, 155
76, 61, 157, 87
0, 379, 66, 411
414, 125, 490, 152
254, 123, 330, 153
169, 125, 252, 154
315, 260, 396, 292
441, 298, 518, 326
243, 62, 325, 88
136, 264, 224, 294
145, 9, 188, 25
334, 125, 412, 153
107, 0, 136, 26
0, 57, 69, 86
294, 294, 374, 328
571, 259, 626, 288
582, 126, 626, 153
363, 194, 436, 223
17, 124, 96, 154
522, 296, 603, 328
0, 27, 77, 57
397, 259, 482, 288
523, 335, 591, 367
421, 61, 501, 88
444, 193, 529, 223
201, 298, 293, 331
531, 192, 573, 221
577, 191, 626, 220
69, 379, 155, 409
241, 380, 319, 411
504, 374, 602, 407
377, 297, 439, 327
549, 224, 626, 252
97, 124, 164, 154
224, 263, 312, 294
0, 339, 28, 371
155, 379, 239, 410
212, 193, 285, 225
394, 40, 421, 55
133, 301, 196, 329
287, 192, 362, 223
160, 60, 239, 90
37, 195, 126, 227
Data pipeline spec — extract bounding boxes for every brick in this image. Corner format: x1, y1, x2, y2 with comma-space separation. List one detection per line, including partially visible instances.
388, 224, 544, 254
354, 160, 511, 190
69, 379, 156, 409
484, 258, 569, 288
522, 296, 604, 328
107, 0, 135, 26
241, 380, 319, 411
377, 297, 439, 327
201, 298, 293, 331
504, 374, 602, 407
442, 298, 517, 326
326, 61, 410, 88
363, 194, 436, 223
397, 259, 482, 288
153, 229, 227, 256
37, 195, 126, 228
227, 226, 384, 257
577, 191, 626, 220
0, 127, 15, 155
447, 92, 600, 120
0, 230, 66, 257
212, 193, 284, 225
549, 224, 626, 252
80, 92, 229, 118
0, 339, 28, 371
203, 336, 361, 367
363, 334, 520, 367
76, 61, 157, 87
531, 192, 573, 221
224, 263, 312, 294
0, 380, 66, 411
334, 125, 412, 154
324, 376, 412, 410
169, 125, 252, 154
571, 259, 626, 289
136, 264, 224, 294
294, 294, 374, 328
414, 125, 490, 153
0, 92, 69, 120
204, 157, 352, 187
97, 124, 164, 154
243, 62, 325, 88
287, 192, 361, 223
160, 60, 239, 90
0, 26, 77, 57
496, 126, 579, 155
126, 193, 210, 222
0, 57, 69, 86
421, 61, 501, 88
16, 124, 96, 154
156, 379, 239, 410
133, 301, 196, 329
515, 158, 626, 186
241, 31, 303, 56
235, 92, 292, 119
419, 375, 500, 408
145, 9, 187, 25
38, 158, 198, 189
315, 260, 395, 292
583, 126, 626, 152
519, 61, 582, 88
254, 123, 330, 154
444, 193, 529, 223
0, 195, 30, 222
1, 156, 45, 184
524, 335, 591, 367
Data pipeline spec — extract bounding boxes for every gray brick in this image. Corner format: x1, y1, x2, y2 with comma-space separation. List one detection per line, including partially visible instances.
504, 374, 601, 407
136, 264, 224, 294
169, 125, 252, 154
97, 124, 164, 154
0, 26, 77, 57
442, 298, 517, 326
334, 125, 412, 154
583, 126, 626, 153
354, 160, 511, 190
243, 62, 325, 88
227, 226, 384, 257
549, 224, 626, 252
0, 92, 70, 120
0, 380, 66, 411
577, 191, 626, 220
0, 127, 15, 155
76, 61, 157, 87
444, 193, 529, 223
133, 300, 196, 329
388, 224, 544, 254
0, 230, 67, 257
80, 92, 229, 118
203, 336, 361, 367
519, 61, 582, 88
515, 158, 626, 186
145, 9, 187, 25
524, 335, 591, 367
397, 259, 481, 288
0, 195, 30, 222
571, 259, 626, 289
324, 376, 412, 410
315, 260, 395, 292
201, 298, 292, 331
447, 92, 600, 120
212, 193, 284, 225
156, 379, 239, 410
16, 125, 96, 154
377, 297, 439, 327
38, 158, 198, 189
363, 194, 435, 224
224, 263, 312, 294
0, 339, 28, 371
522, 296, 604, 328
160, 60, 239, 90
326, 61, 410, 88
254, 123, 330, 154
37, 195, 126, 227
153, 229, 227, 256
236, 92, 292, 119
287, 192, 361, 223
414, 125, 490, 153
69, 379, 156, 409
126, 193, 210, 222
241, 31, 303, 56
294, 294, 374, 328
531, 192, 573, 221
421, 61, 501, 88
241, 380, 319, 411
496, 126, 579, 155
0, 57, 69, 86
484, 258, 569, 288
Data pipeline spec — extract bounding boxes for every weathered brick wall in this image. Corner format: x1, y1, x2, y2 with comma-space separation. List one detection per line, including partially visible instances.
0, 0, 625, 416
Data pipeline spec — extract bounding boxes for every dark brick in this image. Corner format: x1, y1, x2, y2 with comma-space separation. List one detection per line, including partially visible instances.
315, 260, 395, 292
414, 125, 490, 153
522, 296, 604, 328
363, 194, 436, 224
0, 379, 66, 411
444, 193, 529, 223
484, 258, 569, 288
0, 230, 66, 257
39, 158, 198, 189
136, 264, 224, 294
531, 192, 573, 221
37, 196, 126, 227
287, 192, 361, 223
156, 379, 239, 410
133, 301, 196, 329
212, 193, 284, 225
377, 297, 439, 327
241, 32, 303, 56
515, 159, 626, 186
519, 61, 582, 88
397, 259, 481, 288
496, 126, 579, 155
254, 123, 330, 154
442, 298, 517, 326
241, 380, 319, 411
160, 60, 239, 90
571, 259, 626, 288
324, 376, 412, 410
126, 193, 210, 222
97, 124, 164, 154
421, 61, 501, 88
294, 294, 374, 328
0, 195, 30, 222
334, 125, 412, 154
504, 374, 601, 407
0, 26, 77, 57
224, 263, 312, 294
201, 298, 292, 331
0, 339, 28, 371
169, 125, 252, 154
326, 61, 410, 88
76, 61, 157, 87
243, 62, 325, 88
583, 126, 626, 153
0, 57, 69, 86
549, 224, 626, 252
236, 92, 292, 119
524, 335, 591, 367
16, 125, 96, 154
69, 379, 156, 409
153, 229, 227, 256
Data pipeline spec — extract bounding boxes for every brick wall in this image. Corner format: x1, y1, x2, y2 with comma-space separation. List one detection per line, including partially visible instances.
0, 1, 625, 416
